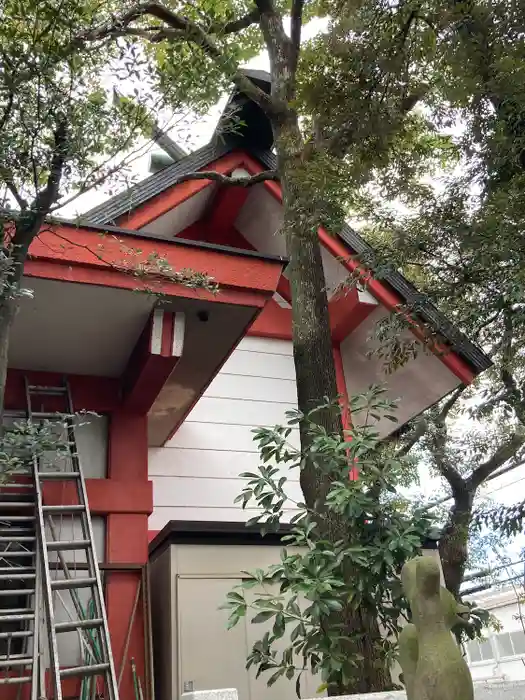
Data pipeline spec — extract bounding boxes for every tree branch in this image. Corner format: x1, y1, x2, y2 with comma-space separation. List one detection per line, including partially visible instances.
0, 91, 14, 133
0, 170, 29, 211
395, 416, 428, 457
469, 431, 525, 490
12, 118, 68, 251
215, 8, 261, 35
290, 0, 304, 76
438, 385, 467, 422
143, 168, 279, 189
79, 2, 278, 116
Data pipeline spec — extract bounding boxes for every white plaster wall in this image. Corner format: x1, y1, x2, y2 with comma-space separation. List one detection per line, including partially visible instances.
148, 337, 302, 530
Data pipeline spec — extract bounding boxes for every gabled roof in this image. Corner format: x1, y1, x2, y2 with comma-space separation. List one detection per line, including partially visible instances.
83, 141, 232, 225
81, 140, 491, 377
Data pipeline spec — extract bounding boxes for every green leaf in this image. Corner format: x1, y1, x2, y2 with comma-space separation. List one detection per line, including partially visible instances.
251, 610, 276, 624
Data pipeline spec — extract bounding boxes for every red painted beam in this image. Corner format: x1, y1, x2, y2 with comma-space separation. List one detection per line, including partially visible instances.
205, 184, 251, 241
276, 275, 292, 304
122, 309, 185, 413
329, 287, 377, 343
5, 370, 120, 413
248, 298, 292, 340
27, 223, 284, 305
42, 479, 153, 515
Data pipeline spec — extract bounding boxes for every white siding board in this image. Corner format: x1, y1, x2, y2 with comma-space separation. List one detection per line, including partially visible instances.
168, 422, 300, 452
237, 336, 293, 355
152, 475, 301, 508
149, 448, 302, 479
149, 338, 300, 529
203, 373, 297, 403
220, 349, 295, 379
185, 396, 297, 427
149, 448, 262, 478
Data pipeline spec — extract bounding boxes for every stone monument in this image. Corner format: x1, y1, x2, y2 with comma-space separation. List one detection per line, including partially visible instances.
399, 556, 474, 700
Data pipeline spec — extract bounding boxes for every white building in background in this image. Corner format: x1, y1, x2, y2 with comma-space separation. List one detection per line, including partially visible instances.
466, 586, 525, 682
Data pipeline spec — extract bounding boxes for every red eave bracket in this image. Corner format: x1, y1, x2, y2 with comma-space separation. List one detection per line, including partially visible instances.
122, 309, 185, 413
329, 287, 377, 343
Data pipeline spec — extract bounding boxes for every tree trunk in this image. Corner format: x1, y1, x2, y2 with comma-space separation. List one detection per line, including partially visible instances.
439, 490, 474, 598
275, 119, 392, 694
0, 294, 19, 422
0, 221, 36, 421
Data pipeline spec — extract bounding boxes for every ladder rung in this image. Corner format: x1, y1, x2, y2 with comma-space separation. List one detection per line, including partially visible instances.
0, 588, 35, 596
0, 550, 35, 558
0, 483, 33, 489
0, 501, 34, 508
37, 471, 79, 480
0, 528, 34, 536
30, 412, 67, 420
55, 618, 104, 633
47, 539, 90, 551
42, 505, 85, 514
0, 536, 35, 543
0, 612, 35, 623
0, 572, 35, 581
0, 630, 33, 640
0, 656, 33, 668
0, 675, 32, 685
0, 566, 35, 573
0, 516, 35, 522
28, 385, 67, 395
60, 662, 109, 679
51, 577, 96, 591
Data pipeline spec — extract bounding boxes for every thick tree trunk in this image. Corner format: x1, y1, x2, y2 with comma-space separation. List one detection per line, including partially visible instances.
275, 119, 392, 694
438, 490, 475, 598
0, 223, 36, 421
0, 295, 19, 422
278, 140, 342, 511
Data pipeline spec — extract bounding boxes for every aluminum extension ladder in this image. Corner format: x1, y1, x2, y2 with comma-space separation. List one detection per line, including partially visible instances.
0, 379, 119, 699
0, 486, 42, 697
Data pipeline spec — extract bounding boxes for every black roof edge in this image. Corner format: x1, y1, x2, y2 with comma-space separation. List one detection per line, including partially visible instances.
252, 148, 491, 376
81, 140, 232, 225
46, 216, 288, 266
148, 520, 440, 560
149, 520, 291, 559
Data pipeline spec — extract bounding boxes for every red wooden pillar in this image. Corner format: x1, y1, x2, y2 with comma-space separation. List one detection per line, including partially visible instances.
106, 411, 150, 700
333, 346, 358, 481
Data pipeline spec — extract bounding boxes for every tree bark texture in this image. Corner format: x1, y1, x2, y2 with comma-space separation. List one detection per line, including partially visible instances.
275, 120, 393, 694
438, 492, 474, 598
0, 218, 41, 422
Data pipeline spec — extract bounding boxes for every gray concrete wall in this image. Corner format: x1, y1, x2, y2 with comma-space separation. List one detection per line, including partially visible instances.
311, 680, 525, 700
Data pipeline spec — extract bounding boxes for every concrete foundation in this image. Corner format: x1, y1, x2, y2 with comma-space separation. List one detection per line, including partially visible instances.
304, 680, 525, 700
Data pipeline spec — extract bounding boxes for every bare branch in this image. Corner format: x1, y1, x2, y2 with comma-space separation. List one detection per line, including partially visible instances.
127, 168, 279, 189
469, 431, 525, 490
